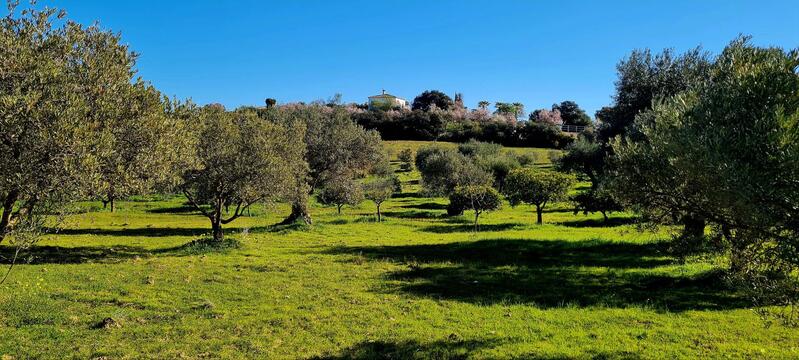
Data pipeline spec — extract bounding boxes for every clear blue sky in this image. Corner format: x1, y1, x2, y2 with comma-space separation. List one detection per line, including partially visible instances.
24, 1, 799, 116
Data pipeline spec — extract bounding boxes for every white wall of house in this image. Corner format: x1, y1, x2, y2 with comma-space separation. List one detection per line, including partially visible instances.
368, 93, 410, 110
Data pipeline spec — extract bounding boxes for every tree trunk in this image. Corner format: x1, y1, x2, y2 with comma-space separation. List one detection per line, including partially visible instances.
682, 214, 706, 239
0, 191, 19, 244
680, 214, 706, 251
376, 203, 382, 222
280, 201, 312, 225
211, 219, 224, 242
106, 184, 116, 212
474, 211, 480, 231
536, 205, 543, 225
602, 211, 608, 222
280, 177, 312, 225
337, 204, 342, 214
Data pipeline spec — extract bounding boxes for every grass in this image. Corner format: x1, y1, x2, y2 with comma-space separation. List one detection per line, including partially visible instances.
1, 141, 797, 359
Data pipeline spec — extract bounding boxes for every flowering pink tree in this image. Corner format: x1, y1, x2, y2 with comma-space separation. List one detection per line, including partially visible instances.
467, 108, 492, 122
530, 108, 563, 126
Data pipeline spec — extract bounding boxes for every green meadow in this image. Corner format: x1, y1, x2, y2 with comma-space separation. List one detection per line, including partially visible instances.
1, 142, 797, 359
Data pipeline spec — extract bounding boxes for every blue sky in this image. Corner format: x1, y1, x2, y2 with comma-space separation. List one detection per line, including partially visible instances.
22, 1, 799, 116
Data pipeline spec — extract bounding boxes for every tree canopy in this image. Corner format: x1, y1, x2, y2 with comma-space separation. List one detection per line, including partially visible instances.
412, 90, 453, 111
415, 145, 492, 197
181, 107, 306, 241
317, 177, 364, 214
0, 5, 165, 245
263, 105, 385, 224
94, 83, 189, 212
362, 177, 395, 222
503, 168, 575, 224
611, 38, 799, 284
552, 101, 591, 126
449, 185, 502, 230
597, 47, 712, 142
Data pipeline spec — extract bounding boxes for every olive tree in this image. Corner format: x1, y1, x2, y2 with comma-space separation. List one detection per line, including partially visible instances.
571, 185, 622, 222
60, 21, 178, 213
94, 83, 188, 211
449, 185, 502, 231
558, 136, 622, 221
457, 139, 502, 158
415, 145, 492, 196
611, 37, 799, 318
398, 148, 413, 171
503, 168, 575, 224
264, 105, 384, 224
566, 45, 711, 238
362, 177, 396, 222
181, 106, 305, 242
0, 5, 142, 245
597, 46, 712, 142
317, 177, 364, 214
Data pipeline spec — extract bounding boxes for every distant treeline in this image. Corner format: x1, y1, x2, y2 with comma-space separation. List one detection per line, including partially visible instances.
287, 93, 593, 149
352, 109, 575, 149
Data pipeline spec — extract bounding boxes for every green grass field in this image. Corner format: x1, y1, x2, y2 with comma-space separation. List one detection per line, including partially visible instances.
1, 141, 797, 359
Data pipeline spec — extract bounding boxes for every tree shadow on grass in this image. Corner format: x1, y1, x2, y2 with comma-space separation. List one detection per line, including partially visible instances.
250, 222, 310, 234
145, 205, 199, 215
0, 238, 241, 265
325, 238, 747, 311
400, 202, 447, 210
419, 223, 525, 233
311, 338, 642, 360
53, 227, 207, 237
391, 192, 424, 199
559, 217, 639, 228
322, 219, 350, 225
521, 351, 643, 360
0, 244, 151, 264
381, 210, 447, 220
310, 338, 502, 360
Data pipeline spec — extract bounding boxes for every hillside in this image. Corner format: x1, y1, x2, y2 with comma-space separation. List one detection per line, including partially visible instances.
1, 143, 796, 359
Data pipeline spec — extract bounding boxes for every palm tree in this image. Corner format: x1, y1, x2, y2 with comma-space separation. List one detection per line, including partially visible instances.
512, 102, 525, 119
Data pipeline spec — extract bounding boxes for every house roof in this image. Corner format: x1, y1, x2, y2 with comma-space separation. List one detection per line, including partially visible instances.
368, 93, 400, 99
368, 90, 407, 101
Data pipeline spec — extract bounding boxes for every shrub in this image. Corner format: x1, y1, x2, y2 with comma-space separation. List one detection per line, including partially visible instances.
457, 139, 502, 158
398, 148, 413, 171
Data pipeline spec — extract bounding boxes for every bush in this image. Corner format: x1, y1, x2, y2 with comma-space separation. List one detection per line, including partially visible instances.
457, 139, 502, 158
479, 155, 520, 192
514, 152, 543, 166
398, 148, 413, 171
416, 146, 492, 196
517, 122, 574, 149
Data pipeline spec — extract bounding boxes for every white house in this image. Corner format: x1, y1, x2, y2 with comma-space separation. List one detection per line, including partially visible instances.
368, 90, 410, 110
